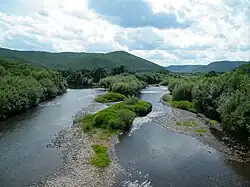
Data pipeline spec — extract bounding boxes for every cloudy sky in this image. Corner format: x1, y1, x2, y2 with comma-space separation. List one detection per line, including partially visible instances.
0, 0, 249, 66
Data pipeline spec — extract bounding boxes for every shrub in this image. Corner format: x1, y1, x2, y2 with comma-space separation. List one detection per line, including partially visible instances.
172, 83, 193, 101
170, 100, 196, 113
218, 90, 250, 137
124, 96, 139, 105
162, 94, 196, 113
95, 92, 126, 103
99, 75, 145, 96
162, 94, 172, 103
91, 145, 110, 168
81, 99, 152, 133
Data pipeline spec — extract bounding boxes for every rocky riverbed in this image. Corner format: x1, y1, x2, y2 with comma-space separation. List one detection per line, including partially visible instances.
37, 103, 123, 187
155, 99, 250, 163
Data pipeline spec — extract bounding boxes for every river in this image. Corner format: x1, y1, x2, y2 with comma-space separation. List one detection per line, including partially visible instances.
114, 86, 250, 187
0, 87, 249, 187
0, 89, 104, 187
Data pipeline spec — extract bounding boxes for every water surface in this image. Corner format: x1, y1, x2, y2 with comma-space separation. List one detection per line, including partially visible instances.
115, 86, 250, 187
0, 89, 104, 187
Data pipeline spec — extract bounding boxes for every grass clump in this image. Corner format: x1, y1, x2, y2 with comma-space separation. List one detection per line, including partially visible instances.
162, 94, 196, 113
195, 127, 207, 133
195, 127, 207, 136
81, 99, 152, 133
210, 120, 218, 125
176, 121, 198, 127
90, 145, 110, 168
95, 92, 126, 103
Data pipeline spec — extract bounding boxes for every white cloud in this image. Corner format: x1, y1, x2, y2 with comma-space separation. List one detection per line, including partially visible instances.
0, 0, 250, 66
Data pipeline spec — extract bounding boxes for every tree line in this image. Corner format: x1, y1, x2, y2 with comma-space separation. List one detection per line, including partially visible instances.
0, 58, 67, 120
162, 64, 250, 140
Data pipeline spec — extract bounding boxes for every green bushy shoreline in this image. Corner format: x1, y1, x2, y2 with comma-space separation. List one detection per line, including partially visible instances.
80, 97, 152, 168
95, 92, 126, 103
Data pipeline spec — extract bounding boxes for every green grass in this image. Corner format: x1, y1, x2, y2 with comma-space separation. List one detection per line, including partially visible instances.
95, 92, 126, 103
195, 128, 207, 133
162, 94, 172, 102
81, 99, 152, 133
90, 145, 110, 168
162, 94, 196, 113
176, 121, 198, 127
195, 127, 207, 136
210, 120, 218, 125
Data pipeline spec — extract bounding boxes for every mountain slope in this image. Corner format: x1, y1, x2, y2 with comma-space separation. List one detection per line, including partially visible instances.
166, 65, 204, 73
192, 61, 250, 73
0, 47, 163, 71
166, 61, 250, 73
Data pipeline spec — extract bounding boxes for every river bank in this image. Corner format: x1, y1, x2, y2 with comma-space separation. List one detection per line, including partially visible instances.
30, 86, 250, 187
157, 98, 250, 163
37, 103, 123, 187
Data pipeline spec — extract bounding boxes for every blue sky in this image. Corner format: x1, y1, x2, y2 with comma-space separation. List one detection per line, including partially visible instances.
0, 0, 250, 66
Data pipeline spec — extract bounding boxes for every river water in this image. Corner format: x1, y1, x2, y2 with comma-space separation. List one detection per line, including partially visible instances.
0, 89, 104, 187
114, 86, 250, 187
0, 87, 249, 187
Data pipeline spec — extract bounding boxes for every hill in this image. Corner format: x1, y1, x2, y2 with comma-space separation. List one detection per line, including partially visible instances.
166, 61, 250, 73
192, 61, 249, 73
0, 48, 163, 71
166, 65, 204, 73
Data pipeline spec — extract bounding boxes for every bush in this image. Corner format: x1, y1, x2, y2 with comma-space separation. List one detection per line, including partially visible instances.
162, 94, 172, 102
171, 100, 196, 113
172, 83, 193, 101
91, 145, 110, 168
218, 90, 250, 137
162, 94, 196, 113
95, 92, 126, 103
81, 99, 152, 132
99, 75, 145, 96
124, 96, 139, 105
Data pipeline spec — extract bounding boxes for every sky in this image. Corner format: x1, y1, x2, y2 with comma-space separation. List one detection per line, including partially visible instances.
0, 0, 250, 66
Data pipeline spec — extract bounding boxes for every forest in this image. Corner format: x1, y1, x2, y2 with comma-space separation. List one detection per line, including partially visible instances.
0, 58, 67, 120
162, 64, 250, 140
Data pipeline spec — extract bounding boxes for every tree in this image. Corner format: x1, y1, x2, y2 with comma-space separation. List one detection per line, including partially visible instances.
112, 65, 127, 75
92, 67, 107, 83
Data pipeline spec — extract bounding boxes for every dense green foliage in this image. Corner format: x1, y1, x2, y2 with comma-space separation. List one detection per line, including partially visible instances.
164, 67, 250, 139
81, 98, 152, 133
60, 67, 108, 87
99, 75, 145, 96
90, 145, 110, 168
0, 58, 67, 120
162, 94, 196, 113
95, 92, 126, 103
0, 47, 163, 71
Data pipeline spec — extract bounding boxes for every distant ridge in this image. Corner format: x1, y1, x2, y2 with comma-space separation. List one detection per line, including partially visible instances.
166, 61, 250, 73
166, 65, 204, 73
0, 47, 163, 71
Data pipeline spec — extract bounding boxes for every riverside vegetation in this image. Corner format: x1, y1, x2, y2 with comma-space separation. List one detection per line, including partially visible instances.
161, 64, 250, 141
0, 58, 67, 121
80, 74, 153, 168
80, 97, 152, 168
